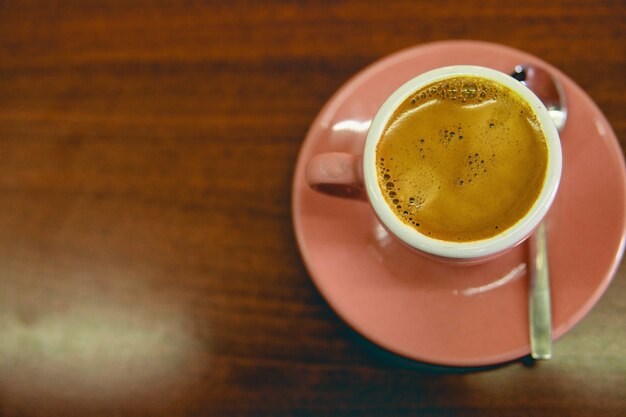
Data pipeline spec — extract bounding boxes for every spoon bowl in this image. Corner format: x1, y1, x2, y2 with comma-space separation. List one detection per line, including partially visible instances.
512, 64, 568, 132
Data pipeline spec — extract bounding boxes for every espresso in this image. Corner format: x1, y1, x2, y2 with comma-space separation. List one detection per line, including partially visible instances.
376, 76, 548, 242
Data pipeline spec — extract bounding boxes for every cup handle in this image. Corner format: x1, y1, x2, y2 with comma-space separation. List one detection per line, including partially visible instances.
306, 152, 366, 199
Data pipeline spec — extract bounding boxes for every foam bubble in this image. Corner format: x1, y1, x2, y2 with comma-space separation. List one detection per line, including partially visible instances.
462, 81, 477, 98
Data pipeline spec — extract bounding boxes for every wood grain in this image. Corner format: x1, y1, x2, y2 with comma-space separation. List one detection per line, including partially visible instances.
1, 1, 625, 416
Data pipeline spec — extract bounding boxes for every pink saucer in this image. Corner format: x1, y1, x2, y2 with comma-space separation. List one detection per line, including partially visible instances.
292, 40, 626, 367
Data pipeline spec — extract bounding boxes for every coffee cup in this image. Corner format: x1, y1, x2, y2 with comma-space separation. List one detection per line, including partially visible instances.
306, 65, 562, 262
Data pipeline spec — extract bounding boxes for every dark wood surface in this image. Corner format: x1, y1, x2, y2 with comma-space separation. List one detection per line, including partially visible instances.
1, 1, 625, 416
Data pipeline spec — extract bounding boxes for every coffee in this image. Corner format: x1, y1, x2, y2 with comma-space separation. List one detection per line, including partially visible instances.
376, 76, 548, 242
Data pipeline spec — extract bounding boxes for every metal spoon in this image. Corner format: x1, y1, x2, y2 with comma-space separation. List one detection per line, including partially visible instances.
511, 64, 567, 360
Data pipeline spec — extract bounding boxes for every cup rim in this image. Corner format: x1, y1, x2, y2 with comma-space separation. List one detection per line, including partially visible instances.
363, 65, 562, 259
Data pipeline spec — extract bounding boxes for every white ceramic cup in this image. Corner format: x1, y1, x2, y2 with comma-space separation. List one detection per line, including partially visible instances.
306, 65, 562, 262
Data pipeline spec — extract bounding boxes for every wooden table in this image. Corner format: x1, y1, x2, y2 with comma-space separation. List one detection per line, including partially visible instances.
1, 1, 625, 416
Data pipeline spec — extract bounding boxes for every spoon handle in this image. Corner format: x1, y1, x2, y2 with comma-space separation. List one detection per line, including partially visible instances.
529, 222, 553, 360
